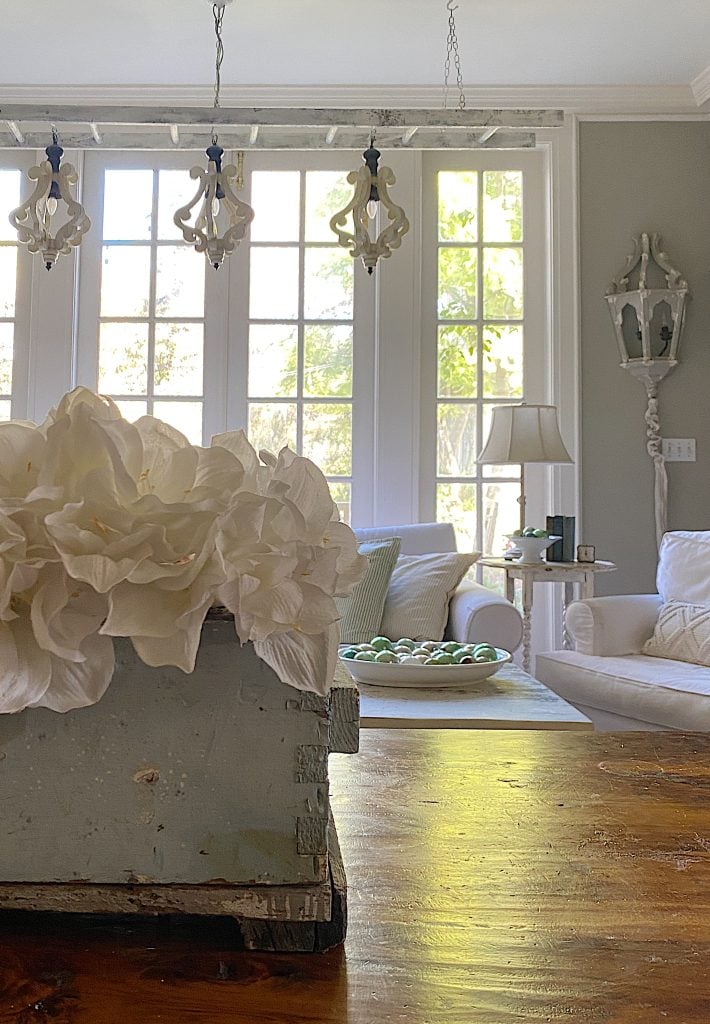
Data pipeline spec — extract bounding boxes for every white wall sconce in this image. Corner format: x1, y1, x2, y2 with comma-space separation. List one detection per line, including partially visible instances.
605, 232, 689, 548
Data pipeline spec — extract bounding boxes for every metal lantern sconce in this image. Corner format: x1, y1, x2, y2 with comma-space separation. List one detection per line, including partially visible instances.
174, 0, 254, 269
605, 232, 689, 548
329, 139, 410, 275
9, 130, 91, 270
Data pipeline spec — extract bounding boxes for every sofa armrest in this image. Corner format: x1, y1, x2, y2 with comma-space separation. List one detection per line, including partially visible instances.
566, 594, 662, 656
446, 582, 523, 653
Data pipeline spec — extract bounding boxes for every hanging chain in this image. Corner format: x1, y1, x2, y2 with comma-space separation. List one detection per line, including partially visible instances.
211, 2, 226, 143
443, 0, 466, 110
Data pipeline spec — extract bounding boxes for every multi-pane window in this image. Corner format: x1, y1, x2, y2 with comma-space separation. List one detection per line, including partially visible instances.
246, 169, 356, 521
0, 170, 21, 420
95, 168, 205, 443
433, 167, 527, 556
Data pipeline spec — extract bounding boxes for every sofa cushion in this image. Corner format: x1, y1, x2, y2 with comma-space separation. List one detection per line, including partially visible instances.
643, 600, 710, 667
535, 650, 710, 732
379, 552, 478, 642
353, 522, 457, 556
657, 531, 710, 605
335, 537, 401, 644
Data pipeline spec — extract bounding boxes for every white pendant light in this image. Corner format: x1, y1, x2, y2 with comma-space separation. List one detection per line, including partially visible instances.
329, 138, 410, 275
9, 130, 91, 270
174, 0, 254, 269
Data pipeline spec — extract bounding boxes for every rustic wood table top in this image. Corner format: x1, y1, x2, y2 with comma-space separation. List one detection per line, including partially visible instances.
2, 729, 710, 1022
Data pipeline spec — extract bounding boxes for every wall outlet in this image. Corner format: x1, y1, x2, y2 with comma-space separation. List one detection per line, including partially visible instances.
662, 438, 696, 462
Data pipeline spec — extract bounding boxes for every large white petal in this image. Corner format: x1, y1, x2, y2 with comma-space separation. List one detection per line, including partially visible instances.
254, 622, 339, 696
30, 635, 116, 713
0, 616, 52, 713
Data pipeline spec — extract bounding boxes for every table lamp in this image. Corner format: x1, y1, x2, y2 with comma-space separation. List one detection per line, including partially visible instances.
476, 403, 573, 533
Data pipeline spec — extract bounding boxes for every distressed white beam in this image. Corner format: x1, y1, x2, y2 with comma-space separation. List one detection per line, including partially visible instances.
6, 120, 24, 144
478, 127, 499, 143
0, 103, 564, 130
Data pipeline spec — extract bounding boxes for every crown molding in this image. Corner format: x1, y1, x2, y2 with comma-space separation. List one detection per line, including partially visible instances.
691, 65, 710, 107
0, 82, 703, 115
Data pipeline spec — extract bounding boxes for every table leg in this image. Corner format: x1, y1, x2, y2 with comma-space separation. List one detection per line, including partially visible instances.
563, 581, 575, 649
521, 575, 534, 674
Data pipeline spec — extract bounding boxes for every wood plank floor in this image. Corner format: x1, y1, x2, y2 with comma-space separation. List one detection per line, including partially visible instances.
2, 729, 710, 1022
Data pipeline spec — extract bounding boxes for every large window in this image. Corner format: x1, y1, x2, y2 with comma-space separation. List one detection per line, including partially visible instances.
421, 151, 547, 561
0, 168, 22, 420
246, 168, 356, 522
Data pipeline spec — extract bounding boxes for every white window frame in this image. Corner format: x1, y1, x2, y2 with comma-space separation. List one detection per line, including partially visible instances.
0, 152, 36, 420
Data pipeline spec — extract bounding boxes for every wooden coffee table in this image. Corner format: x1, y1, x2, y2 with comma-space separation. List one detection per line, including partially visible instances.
335, 661, 591, 729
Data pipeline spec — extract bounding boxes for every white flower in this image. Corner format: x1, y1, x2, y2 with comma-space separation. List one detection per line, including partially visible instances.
0, 388, 366, 712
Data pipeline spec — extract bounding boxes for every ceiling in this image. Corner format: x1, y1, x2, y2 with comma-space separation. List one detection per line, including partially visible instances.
2, 0, 709, 92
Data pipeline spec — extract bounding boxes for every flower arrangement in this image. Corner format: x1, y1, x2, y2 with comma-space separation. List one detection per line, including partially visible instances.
0, 388, 366, 714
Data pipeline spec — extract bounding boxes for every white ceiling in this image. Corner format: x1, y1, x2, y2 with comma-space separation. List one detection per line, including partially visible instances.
2, 0, 709, 90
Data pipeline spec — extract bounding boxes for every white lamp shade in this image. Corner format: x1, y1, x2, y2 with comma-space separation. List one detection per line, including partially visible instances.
477, 404, 573, 465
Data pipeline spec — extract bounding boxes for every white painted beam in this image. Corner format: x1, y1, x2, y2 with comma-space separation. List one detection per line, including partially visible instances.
0, 103, 564, 130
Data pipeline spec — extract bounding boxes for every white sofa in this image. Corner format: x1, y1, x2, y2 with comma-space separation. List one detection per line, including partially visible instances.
536, 530, 710, 731
353, 522, 523, 653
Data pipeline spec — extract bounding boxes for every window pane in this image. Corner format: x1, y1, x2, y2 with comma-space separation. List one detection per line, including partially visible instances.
305, 171, 352, 243
250, 248, 299, 319
438, 326, 477, 398
0, 171, 20, 242
304, 325, 352, 397
484, 481, 521, 557
156, 246, 205, 317
329, 481, 351, 525
482, 325, 523, 398
437, 404, 477, 477
153, 401, 203, 445
438, 248, 477, 320
155, 324, 204, 395
437, 483, 477, 555
158, 169, 192, 241
0, 248, 17, 317
251, 172, 300, 242
483, 171, 522, 243
438, 171, 478, 242
103, 170, 153, 240
115, 399, 148, 422
303, 403, 352, 476
248, 324, 298, 398
483, 247, 523, 319
0, 400, 11, 421
98, 323, 149, 395
304, 248, 353, 319
100, 246, 151, 316
248, 402, 297, 455
0, 323, 13, 394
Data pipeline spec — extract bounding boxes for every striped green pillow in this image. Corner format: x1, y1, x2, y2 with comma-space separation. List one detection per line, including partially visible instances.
335, 537, 401, 645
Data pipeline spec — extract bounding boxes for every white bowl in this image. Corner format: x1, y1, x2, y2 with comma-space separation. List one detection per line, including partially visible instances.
339, 648, 512, 688
506, 534, 561, 563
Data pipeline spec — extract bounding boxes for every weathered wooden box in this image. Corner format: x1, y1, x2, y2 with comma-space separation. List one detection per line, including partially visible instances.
0, 618, 358, 950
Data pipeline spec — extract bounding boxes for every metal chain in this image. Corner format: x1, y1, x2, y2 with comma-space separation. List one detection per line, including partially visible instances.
443, 0, 466, 110
211, 2, 226, 142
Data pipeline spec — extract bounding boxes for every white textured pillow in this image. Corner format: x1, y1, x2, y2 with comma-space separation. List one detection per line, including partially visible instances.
643, 600, 710, 667
379, 552, 479, 642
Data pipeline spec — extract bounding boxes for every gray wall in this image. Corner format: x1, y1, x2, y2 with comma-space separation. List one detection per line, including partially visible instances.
579, 121, 710, 595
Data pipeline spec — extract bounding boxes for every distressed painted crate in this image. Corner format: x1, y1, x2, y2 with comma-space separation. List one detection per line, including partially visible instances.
0, 616, 358, 950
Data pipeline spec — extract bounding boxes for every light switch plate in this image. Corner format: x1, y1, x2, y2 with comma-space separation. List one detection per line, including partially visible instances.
662, 438, 696, 462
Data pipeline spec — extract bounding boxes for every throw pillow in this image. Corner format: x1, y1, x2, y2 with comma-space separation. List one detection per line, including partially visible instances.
379, 552, 479, 642
335, 537, 401, 645
643, 600, 710, 667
